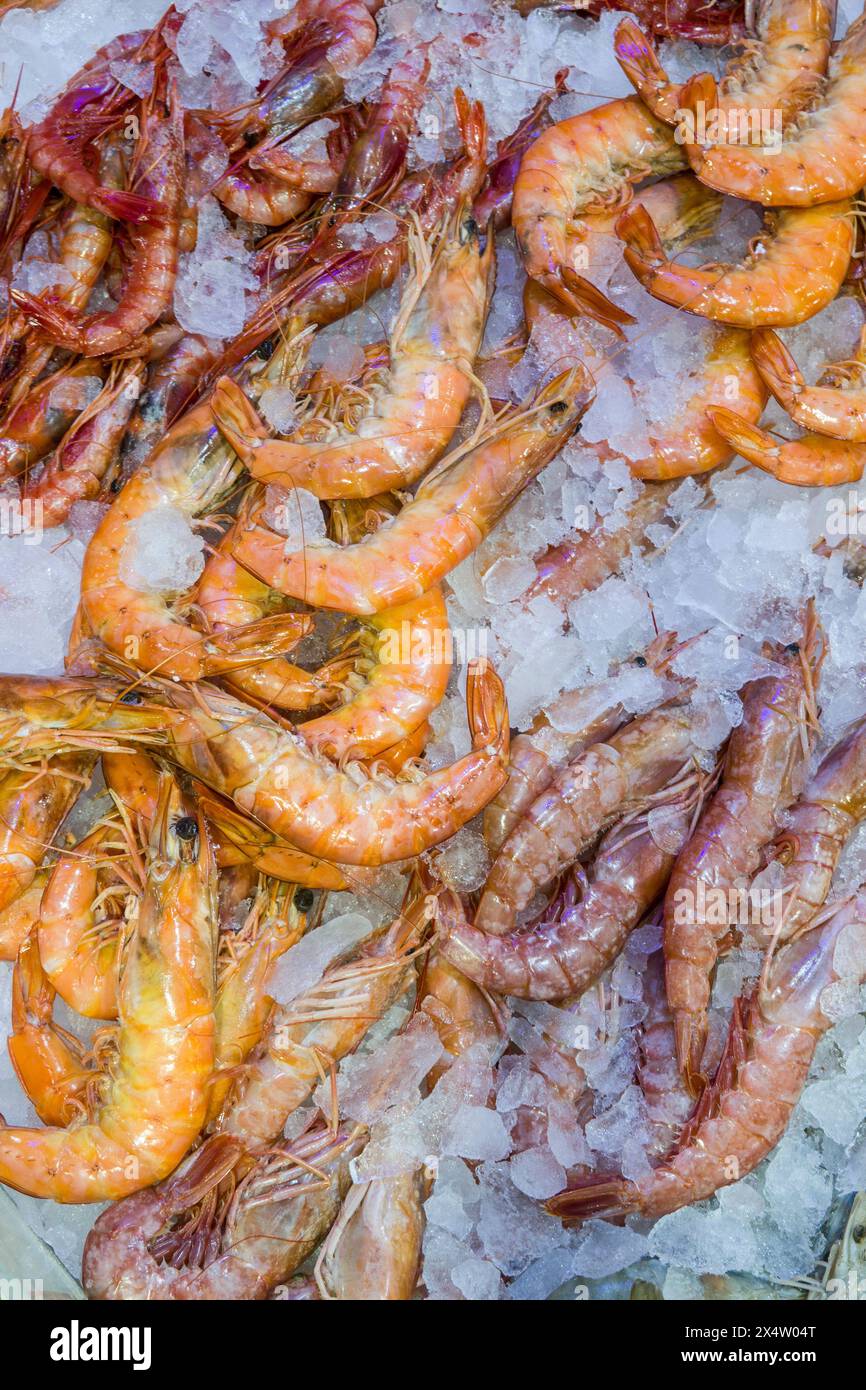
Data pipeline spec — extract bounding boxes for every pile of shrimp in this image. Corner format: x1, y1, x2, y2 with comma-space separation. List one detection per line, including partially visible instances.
3, 0, 866, 1304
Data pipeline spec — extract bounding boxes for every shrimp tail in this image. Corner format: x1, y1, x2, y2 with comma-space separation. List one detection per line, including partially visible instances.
210, 376, 269, 463
749, 328, 804, 400
674, 1012, 708, 1099
466, 659, 509, 759
614, 17, 676, 116
617, 201, 666, 279
545, 1175, 640, 1223
454, 88, 486, 164
558, 265, 637, 334
96, 188, 164, 225
704, 407, 784, 474
9, 292, 83, 351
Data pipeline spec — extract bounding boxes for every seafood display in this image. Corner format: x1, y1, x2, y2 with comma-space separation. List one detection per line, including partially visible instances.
4, 0, 866, 1308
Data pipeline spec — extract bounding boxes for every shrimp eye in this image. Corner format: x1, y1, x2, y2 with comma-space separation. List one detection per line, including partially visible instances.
256, 338, 275, 360
461, 215, 479, 242
549, 399, 568, 414
120, 690, 143, 705
854, 1224, 866, 1244
110, 478, 123, 493
174, 816, 198, 842
785, 642, 800, 655
295, 888, 315, 912
243, 130, 258, 147
633, 655, 648, 668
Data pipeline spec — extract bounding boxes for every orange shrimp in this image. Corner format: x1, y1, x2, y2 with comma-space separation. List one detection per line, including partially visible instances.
617, 198, 855, 328
512, 95, 685, 328
21, 361, 145, 527
614, 3, 833, 127
230, 367, 594, 616
0, 872, 47, 962
707, 403, 866, 485
549, 891, 866, 1223
14, 83, 185, 355
0, 771, 218, 1203
681, 9, 866, 205
441, 768, 708, 1001
664, 615, 824, 1093
210, 202, 494, 499
7, 932, 103, 1128
750, 323, 866, 442
195, 784, 355, 891
476, 696, 712, 936
0, 751, 94, 926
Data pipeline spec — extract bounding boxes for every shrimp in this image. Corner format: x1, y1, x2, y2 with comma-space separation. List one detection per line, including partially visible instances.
664, 614, 824, 1094
637, 943, 696, 1158
298, 587, 452, 762
78, 337, 316, 681
475, 696, 711, 936
20, 362, 145, 527
614, 2, 834, 127
441, 768, 708, 1001
0, 751, 95, 925
230, 367, 595, 616
216, 884, 434, 1146
512, 95, 686, 327
36, 812, 142, 1021
750, 324, 866, 442
315, 1170, 424, 1300
681, 9, 866, 205
82, 1121, 364, 1300
25, 26, 166, 222
0, 676, 169, 767
7, 932, 102, 1128
14, 83, 185, 355
767, 714, 866, 941
484, 633, 681, 857
0, 361, 105, 484
418, 948, 504, 1087
0, 770, 218, 1203
208, 879, 308, 1123
116, 333, 222, 481
548, 891, 866, 1222
617, 198, 855, 327
210, 203, 494, 500
194, 500, 355, 713
706, 404, 866, 485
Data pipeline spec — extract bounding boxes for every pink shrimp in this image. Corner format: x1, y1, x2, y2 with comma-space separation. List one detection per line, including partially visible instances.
476, 697, 711, 936
549, 891, 866, 1222
664, 615, 825, 1093
441, 768, 708, 1001
637, 943, 696, 1158
14, 82, 185, 355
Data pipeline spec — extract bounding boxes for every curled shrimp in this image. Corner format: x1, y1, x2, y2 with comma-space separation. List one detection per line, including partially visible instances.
664, 614, 825, 1094
14, 83, 185, 355
78, 336, 315, 681
230, 367, 595, 616
512, 94, 685, 328
549, 891, 866, 1222
82, 1121, 365, 1300
706, 402, 866, 485
483, 632, 682, 857
7, 931, 104, 1128
25, 25, 167, 223
750, 323, 866, 442
681, 9, 866, 205
441, 768, 708, 1001
614, 2, 834, 128
0, 770, 218, 1203
211, 203, 494, 500
315, 1169, 424, 1300
0, 751, 95, 926
767, 714, 866, 941
475, 696, 711, 936
20, 361, 145, 527
617, 198, 855, 328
